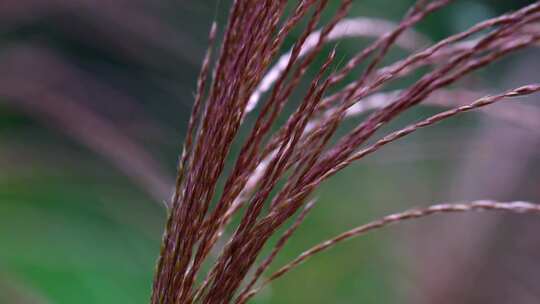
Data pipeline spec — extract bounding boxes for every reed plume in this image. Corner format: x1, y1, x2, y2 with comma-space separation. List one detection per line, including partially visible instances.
151, 1, 540, 303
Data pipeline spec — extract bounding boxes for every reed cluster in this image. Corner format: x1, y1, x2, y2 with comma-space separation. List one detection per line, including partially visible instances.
151, 1, 540, 303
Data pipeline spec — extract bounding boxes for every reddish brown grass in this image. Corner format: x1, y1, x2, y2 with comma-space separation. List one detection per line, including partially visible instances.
151, 1, 540, 303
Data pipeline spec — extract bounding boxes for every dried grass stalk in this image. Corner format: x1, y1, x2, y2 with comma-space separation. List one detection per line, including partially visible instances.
151, 1, 540, 303
240, 200, 540, 302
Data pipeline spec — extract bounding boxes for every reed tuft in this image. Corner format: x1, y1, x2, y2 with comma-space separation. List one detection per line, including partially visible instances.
151, 1, 540, 303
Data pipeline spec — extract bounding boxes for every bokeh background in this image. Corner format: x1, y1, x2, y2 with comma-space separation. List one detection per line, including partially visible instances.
1, 0, 539, 303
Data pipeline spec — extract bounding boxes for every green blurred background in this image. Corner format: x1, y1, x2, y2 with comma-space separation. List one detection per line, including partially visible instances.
1, 1, 539, 303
